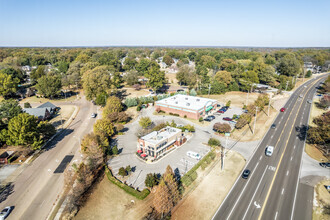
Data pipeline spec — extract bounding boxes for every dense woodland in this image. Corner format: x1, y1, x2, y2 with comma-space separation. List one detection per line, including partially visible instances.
0, 47, 329, 102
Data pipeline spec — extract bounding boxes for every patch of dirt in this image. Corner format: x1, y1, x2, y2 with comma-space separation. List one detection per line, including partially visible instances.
172, 151, 245, 220
122, 87, 150, 98
49, 105, 75, 129
313, 179, 330, 220
74, 176, 148, 220
166, 73, 179, 85
305, 144, 328, 162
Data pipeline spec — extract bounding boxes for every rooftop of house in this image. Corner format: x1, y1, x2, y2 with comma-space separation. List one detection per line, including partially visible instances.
38, 101, 57, 109
155, 94, 217, 111
24, 107, 48, 118
141, 126, 181, 145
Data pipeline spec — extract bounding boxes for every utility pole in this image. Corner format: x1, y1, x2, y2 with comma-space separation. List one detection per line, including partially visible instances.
253, 107, 258, 134
267, 94, 271, 116
208, 84, 211, 98
285, 81, 289, 91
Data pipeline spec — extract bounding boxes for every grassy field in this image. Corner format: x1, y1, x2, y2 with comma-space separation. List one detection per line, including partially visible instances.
22, 94, 77, 104
201, 91, 260, 108
313, 179, 330, 220
49, 105, 75, 129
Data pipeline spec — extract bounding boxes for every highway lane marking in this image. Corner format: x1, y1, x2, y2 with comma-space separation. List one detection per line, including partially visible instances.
286, 170, 289, 176
257, 76, 326, 220
242, 165, 268, 220
281, 188, 284, 195
226, 161, 260, 220
268, 166, 276, 172
271, 135, 274, 138
275, 211, 278, 220
291, 156, 293, 161
294, 145, 296, 149
259, 156, 262, 161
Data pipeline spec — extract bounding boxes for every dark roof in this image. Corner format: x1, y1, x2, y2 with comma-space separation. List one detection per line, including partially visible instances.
0, 151, 15, 159
38, 102, 57, 109
24, 108, 48, 118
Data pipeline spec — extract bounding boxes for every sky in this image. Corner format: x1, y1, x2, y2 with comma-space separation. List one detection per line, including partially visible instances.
0, 0, 329, 47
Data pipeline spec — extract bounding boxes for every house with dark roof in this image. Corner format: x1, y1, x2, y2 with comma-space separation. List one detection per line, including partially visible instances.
23, 102, 57, 120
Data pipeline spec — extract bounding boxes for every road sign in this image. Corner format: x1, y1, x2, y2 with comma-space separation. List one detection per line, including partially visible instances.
225, 133, 230, 137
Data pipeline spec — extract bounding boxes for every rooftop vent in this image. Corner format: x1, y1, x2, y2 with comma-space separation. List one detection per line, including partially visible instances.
186, 103, 190, 106
197, 99, 200, 101
175, 101, 178, 104
185, 97, 188, 100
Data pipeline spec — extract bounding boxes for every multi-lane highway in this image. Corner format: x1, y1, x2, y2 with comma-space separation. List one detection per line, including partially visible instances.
213, 74, 328, 220
1, 95, 98, 220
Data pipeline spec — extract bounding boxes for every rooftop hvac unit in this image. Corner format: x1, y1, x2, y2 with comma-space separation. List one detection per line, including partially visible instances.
185, 97, 188, 100
197, 99, 200, 101
175, 101, 178, 104
186, 103, 190, 106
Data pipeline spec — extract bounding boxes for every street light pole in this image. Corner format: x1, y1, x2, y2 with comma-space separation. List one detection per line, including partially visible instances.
253, 107, 258, 134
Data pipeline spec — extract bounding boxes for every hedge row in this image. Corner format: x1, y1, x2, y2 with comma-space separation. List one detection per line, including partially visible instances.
181, 151, 216, 187
105, 166, 150, 200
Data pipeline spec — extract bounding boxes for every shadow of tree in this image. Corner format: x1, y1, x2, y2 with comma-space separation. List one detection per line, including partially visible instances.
295, 124, 308, 141
0, 183, 14, 203
44, 129, 74, 151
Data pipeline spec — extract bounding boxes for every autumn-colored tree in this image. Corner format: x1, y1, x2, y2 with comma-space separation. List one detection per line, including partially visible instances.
139, 117, 152, 129
102, 96, 123, 117
213, 122, 231, 133
214, 71, 232, 86
163, 55, 174, 66
93, 118, 115, 138
235, 113, 252, 129
163, 165, 181, 205
80, 132, 105, 169
153, 179, 173, 217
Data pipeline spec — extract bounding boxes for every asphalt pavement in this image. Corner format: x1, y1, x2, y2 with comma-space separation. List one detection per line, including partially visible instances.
212, 74, 329, 220
0, 95, 98, 220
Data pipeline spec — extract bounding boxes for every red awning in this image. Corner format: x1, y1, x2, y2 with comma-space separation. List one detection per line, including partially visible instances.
141, 154, 147, 157
137, 150, 142, 153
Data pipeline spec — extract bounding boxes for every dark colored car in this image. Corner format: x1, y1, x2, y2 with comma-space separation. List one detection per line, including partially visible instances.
217, 104, 221, 107
223, 117, 232, 121
280, 108, 286, 112
271, 124, 276, 129
217, 110, 225, 113
319, 163, 330, 168
204, 116, 215, 122
242, 169, 251, 179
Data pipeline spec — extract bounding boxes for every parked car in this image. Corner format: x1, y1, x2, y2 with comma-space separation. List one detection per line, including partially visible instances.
217, 104, 221, 107
204, 116, 215, 122
242, 169, 251, 179
307, 100, 312, 104
271, 124, 276, 129
217, 110, 225, 113
280, 108, 286, 112
319, 163, 330, 168
0, 206, 13, 220
223, 117, 232, 121
299, 94, 303, 98
91, 113, 97, 118
187, 151, 201, 160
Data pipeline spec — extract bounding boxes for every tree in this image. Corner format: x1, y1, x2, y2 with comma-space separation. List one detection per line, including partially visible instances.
153, 179, 173, 216
80, 132, 105, 167
213, 123, 231, 133
112, 145, 119, 155
24, 102, 32, 108
145, 173, 158, 188
189, 89, 197, 96
145, 66, 165, 91
163, 55, 174, 66
123, 57, 137, 71
163, 165, 180, 205
176, 65, 197, 87
82, 66, 112, 100
125, 165, 131, 174
0, 68, 24, 83
226, 100, 231, 107
136, 58, 151, 75
139, 117, 152, 129
306, 70, 312, 78
0, 72, 20, 97
124, 70, 139, 86
219, 59, 236, 71
93, 118, 115, 138
102, 96, 123, 117
30, 65, 46, 83
235, 113, 252, 129
258, 65, 276, 84
214, 71, 232, 87
276, 54, 301, 76
118, 167, 127, 177
0, 99, 22, 125
35, 75, 62, 99
4, 113, 42, 149
208, 138, 220, 146
37, 121, 56, 140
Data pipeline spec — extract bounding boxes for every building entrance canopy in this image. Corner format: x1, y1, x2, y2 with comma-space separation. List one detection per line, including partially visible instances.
205, 105, 213, 112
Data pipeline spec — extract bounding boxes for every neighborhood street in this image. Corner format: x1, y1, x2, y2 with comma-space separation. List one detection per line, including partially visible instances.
1, 95, 98, 220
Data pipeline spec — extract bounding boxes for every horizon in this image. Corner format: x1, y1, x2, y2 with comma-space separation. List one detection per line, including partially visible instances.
1, 0, 330, 47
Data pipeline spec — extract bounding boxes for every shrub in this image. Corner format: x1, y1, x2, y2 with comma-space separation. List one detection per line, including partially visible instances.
133, 84, 141, 90
152, 123, 167, 131
112, 145, 119, 155
136, 104, 142, 111
199, 117, 203, 122
124, 97, 138, 107
24, 102, 32, 108
226, 100, 231, 107
118, 167, 127, 177
139, 117, 152, 129
184, 115, 187, 118
208, 138, 220, 146
184, 124, 195, 132
213, 122, 231, 133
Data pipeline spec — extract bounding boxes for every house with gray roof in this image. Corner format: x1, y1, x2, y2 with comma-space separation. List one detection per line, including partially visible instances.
24, 108, 51, 120
37, 102, 57, 113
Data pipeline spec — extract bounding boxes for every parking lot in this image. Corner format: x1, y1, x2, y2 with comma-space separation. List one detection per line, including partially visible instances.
107, 117, 211, 189
209, 104, 245, 129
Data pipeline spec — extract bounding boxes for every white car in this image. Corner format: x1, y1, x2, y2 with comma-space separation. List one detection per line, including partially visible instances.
91, 113, 97, 118
0, 206, 13, 220
265, 146, 274, 156
187, 151, 201, 160
307, 100, 312, 104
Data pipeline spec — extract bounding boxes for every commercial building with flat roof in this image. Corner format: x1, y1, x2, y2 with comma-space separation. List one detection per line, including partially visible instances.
137, 126, 186, 159
155, 94, 217, 120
